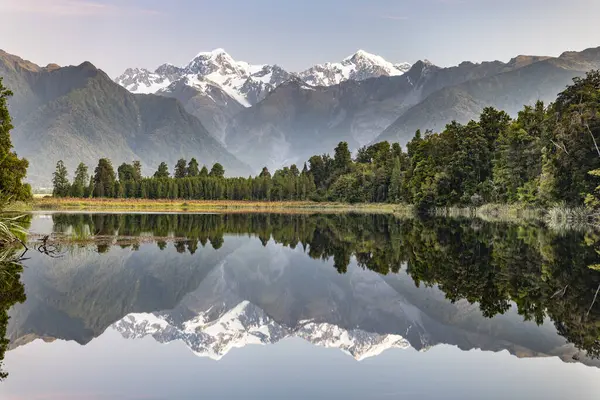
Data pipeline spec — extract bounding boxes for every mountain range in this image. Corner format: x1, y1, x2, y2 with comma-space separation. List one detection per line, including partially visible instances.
2, 45, 600, 186
0, 50, 248, 186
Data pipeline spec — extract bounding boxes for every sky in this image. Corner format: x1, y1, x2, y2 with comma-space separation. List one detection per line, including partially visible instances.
1, 0, 600, 78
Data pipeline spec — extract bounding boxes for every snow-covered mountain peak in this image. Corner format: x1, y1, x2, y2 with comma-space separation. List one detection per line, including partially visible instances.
114, 67, 173, 94
298, 50, 412, 87
344, 49, 390, 66
115, 48, 294, 107
112, 301, 411, 361
185, 48, 245, 77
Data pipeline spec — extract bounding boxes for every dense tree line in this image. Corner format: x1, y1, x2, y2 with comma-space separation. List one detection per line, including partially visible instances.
52, 71, 600, 210
52, 157, 317, 201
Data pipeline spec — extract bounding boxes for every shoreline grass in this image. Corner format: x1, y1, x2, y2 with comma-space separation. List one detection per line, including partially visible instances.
27, 197, 600, 232
31, 197, 414, 215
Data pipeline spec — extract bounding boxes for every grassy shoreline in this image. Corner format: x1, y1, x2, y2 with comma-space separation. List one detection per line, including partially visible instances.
26, 198, 600, 230
31, 197, 414, 215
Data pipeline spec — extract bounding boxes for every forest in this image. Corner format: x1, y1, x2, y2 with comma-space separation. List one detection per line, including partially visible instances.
51, 71, 600, 211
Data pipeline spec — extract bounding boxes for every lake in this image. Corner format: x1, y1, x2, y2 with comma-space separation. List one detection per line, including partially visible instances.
1, 212, 600, 399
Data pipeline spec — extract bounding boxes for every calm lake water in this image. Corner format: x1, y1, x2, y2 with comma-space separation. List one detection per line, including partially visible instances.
2, 212, 600, 399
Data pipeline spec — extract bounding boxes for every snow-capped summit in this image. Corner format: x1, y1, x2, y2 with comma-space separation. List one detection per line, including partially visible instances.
298, 49, 412, 87
112, 300, 410, 361
114, 48, 411, 102
185, 48, 250, 77
114, 67, 174, 94
115, 48, 293, 107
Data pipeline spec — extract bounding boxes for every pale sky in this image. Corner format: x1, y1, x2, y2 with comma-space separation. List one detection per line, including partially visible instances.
1, 0, 599, 78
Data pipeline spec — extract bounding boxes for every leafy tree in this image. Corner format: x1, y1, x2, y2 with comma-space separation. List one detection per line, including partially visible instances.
154, 162, 170, 179
0, 78, 31, 201
117, 163, 137, 182
52, 160, 70, 197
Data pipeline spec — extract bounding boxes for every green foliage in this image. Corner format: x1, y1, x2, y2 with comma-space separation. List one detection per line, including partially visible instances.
154, 162, 170, 179
0, 78, 31, 201
93, 159, 116, 198
187, 158, 200, 177
52, 160, 70, 198
117, 163, 137, 182
209, 163, 225, 178
70, 163, 89, 198
174, 158, 187, 179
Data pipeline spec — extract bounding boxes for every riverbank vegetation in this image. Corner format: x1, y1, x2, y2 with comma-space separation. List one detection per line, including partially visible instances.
33, 197, 412, 215
48, 72, 600, 220
0, 77, 31, 380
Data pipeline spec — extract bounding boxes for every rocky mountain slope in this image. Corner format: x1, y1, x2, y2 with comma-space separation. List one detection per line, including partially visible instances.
0, 50, 248, 186
115, 49, 412, 139
222, 54, 550, 171
377, 47, 600, 144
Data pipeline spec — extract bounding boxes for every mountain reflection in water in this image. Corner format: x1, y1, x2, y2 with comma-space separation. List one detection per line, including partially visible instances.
4, 212, 600, 375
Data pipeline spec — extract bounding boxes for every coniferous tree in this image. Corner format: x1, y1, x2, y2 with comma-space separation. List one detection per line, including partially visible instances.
199, 165, 209, 177
259, 167, 271, 178
52, 160, 70, 197
93, 158, 116, 197
187, 158, 200, 177
154, 162, 170, 179
70, 162, 89, 197
334, 141, 352, 173
174, 158, 187, 178
132, 161, 143, 180
85, 177, 94, 198
209, 163, 225, 178
290, 164, 300, 177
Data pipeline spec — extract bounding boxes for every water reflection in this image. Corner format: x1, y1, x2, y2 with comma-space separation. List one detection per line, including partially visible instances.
6, 213, 600, 372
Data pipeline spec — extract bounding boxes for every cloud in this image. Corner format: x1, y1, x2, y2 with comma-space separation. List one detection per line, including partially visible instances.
0, 0, 160, 17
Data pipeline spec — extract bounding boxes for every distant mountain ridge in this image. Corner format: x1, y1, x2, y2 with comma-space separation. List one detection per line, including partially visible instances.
376, 47, 600, 144
221, 51, 560, 171
3, 45, 600, 185
115, 49, 412, 139
115, 48, 412, 101
0, 50, 249, 186
222, 46, 600, 171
